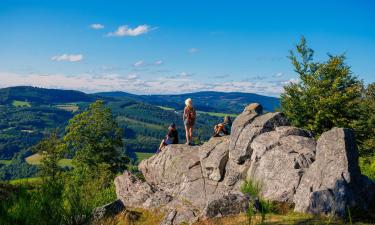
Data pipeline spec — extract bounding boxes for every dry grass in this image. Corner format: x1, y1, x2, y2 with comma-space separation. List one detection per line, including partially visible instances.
95, 209, 373, 225
95, 208, 164, 225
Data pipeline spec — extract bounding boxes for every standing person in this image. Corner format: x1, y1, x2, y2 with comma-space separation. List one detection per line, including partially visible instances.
183, 98, 196, 145
157, 123, 179, 153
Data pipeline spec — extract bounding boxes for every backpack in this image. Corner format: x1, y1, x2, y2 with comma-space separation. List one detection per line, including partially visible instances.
186, 107, 196, 121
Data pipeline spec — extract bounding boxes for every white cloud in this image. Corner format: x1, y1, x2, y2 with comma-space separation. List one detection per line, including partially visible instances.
107, 24, 150, 37
0, 71, 286, 96
275, 72, 283, 77
51, 54, 83, 62
127, 74, 138, 80
133, 60, 144, 67
90, 24, 104, 30
188, 48, 199, 53
155, 60, 163, 65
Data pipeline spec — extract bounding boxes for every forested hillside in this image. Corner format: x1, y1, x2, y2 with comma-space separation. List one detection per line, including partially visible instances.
0, 86, 279, 180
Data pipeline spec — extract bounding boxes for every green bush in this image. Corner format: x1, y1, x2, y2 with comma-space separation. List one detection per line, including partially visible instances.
240, 179, 261, 197
359, 156, 375, 180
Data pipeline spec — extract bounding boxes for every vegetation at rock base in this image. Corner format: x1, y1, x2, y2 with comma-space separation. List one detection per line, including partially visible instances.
0, 101, 128, 225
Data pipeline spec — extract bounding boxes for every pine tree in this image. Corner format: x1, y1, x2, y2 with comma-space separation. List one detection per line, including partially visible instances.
281, 37, 363, 136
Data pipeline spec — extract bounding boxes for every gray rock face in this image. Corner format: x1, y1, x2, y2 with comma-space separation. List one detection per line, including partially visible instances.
92, 199, 125, 222
200, 136, 230, 181
114, 104, 374, 224
203, 192, 257, 218
114, 171, 155, 208
293, 128, 374, 217
248, 129, 316, 202
229, 112, 289, 164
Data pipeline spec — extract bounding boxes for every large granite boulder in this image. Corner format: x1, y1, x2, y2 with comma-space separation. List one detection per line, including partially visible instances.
247, 126, 316, 202
229, 112, 289, 164
225, 112, 290, 188
293, 128, 375, 217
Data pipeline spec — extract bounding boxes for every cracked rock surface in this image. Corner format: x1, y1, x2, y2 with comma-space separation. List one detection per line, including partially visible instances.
114, 104, 375, 224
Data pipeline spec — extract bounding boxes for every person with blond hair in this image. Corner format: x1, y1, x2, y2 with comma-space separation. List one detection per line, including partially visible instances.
183, 98, 196, 145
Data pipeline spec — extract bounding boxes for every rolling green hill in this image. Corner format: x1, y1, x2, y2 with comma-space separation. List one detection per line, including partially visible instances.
0, 86, 278, 181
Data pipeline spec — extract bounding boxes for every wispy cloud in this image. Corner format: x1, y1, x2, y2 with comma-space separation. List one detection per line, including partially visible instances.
51, 54, 83, 62
274, 72, 283, 77
107, 24, 151, 37
133, 60, 144, 67
90, 24, 104, 30
188, 48, 199, 54
127, 73, 138, 80
166, 72, 194, 79
0, 71, 288, 96
155, 60, 163, 65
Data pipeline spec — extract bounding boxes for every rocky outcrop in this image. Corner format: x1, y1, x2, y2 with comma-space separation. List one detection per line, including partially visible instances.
114, 103, 375, 224
247, 126, 316, 202
293, 128, 375, 217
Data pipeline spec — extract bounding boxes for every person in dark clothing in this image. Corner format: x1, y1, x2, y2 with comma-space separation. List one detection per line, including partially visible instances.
213, 115, 232, 137
157, 123, 179, 153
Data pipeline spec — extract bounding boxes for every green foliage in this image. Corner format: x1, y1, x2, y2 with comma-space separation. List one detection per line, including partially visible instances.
63, 100, 128, 174
352, 83, 375, 156
241, 179, 261, 197
281, 37, 363, 136
0, 150, 38, 180
241, 180, 275, 224
12, 100, 31, 107
359, 156, 375, 180
31, 131, 65, 179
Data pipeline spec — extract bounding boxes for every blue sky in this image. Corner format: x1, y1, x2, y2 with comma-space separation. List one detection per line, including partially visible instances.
0, 0, 374, 96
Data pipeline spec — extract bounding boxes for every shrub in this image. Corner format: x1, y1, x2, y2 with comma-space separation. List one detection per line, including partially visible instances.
240, 179, 261, 197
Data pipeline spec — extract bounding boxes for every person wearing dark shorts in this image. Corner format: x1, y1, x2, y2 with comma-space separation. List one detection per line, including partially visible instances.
157, 123, 179, 153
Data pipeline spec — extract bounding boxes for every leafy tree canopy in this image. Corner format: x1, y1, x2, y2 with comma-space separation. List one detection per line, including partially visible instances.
281, 37, 363, 136
63, 100, 127, 174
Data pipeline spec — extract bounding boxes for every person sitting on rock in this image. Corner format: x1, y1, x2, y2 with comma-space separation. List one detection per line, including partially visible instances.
213, 115, 232, 137
157, 123, 179, 153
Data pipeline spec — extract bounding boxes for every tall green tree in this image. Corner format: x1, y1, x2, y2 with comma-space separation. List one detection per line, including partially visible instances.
32, 131, 64, 180
63, 100, 127, 174
281, 37, 363, 136
354, 83, 375, 155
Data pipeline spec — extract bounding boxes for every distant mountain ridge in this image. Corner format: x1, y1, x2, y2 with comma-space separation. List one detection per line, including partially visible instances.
0, 86, 96, 105
95, 90, 280, 113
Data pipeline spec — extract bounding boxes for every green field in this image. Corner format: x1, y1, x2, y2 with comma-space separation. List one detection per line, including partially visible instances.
134, 152, 154, 164
9, 177, 42, 185
117, 116, 165, 130
12, 100, 31, 107
57, 158, 73, 167
55, 103, 79, 112
26, 153, 73, 167
198, 111, 238, 118
157, 106, 175, 111
0, 159, 12, 165
25, 153, 44, 165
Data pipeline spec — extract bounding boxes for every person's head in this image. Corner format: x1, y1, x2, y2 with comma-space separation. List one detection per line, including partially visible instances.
185, 98, 193, 108
224, 115, 231, 123
169, 122, 176, 130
